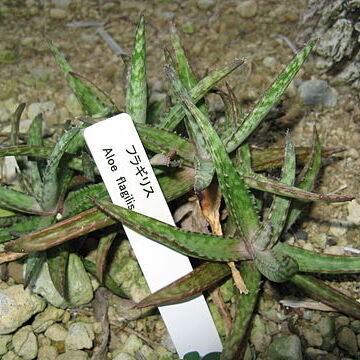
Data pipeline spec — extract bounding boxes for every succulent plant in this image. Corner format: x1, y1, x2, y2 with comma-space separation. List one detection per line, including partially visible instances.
1, 16, 359, 360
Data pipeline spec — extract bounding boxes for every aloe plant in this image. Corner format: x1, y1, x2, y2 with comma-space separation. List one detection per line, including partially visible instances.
0, 16, 358, 360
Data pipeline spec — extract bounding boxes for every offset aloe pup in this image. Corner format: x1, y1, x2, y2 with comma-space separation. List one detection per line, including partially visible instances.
0, 17, 358, 360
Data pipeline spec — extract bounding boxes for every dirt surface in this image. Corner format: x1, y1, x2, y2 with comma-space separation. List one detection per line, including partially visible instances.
1, 0, 360, 358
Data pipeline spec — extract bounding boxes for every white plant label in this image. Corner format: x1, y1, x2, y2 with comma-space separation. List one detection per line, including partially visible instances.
84, 113, 222, 357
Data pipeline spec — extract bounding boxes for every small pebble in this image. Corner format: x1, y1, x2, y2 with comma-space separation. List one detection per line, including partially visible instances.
49, 8, 67, 19
337, 327, 358, 355
298, 79, 338, 107
197, 0, 216, 11
347, 200, 360, 223
237, 0, 258, 18
263, 56, 278, 68
45, 323, 67, 342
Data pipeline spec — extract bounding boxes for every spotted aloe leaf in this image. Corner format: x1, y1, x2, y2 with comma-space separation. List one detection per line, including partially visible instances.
262, 134, 296, 249
5, 207, 114, 253
221, 261, 261, 360
0, 145, 56, 158
92, 198, 250, 261
62, 183, 109, 218
169, 24, 214, 192
126, 16, 147, 124
166, 65, 259, 240
237, 168, 352, 203
215, 85, 245, 143
10, 103, 25, 147
136, 123, 194, 164
24, 251, 46, 289
250, 145, 344, 172
0, 214, 27, 228
0, 215, 55, 244
285, 127, 321, 230
160, 58, 244, 130
47, 244, 70, 298
291, 274, 360, 320
96, 231, 117, 282
0, 187, 44, 215
24, 114, 45, 200
47, 37, 117, 116
82, 258, 128, 298
40, 127, 79, 212
276, 243, 360, 274
224, 42, 314, 152
135, 262, 231, 309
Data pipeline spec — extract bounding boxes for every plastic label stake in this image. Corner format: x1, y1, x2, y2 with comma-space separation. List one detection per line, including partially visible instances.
84, 113, 222, 358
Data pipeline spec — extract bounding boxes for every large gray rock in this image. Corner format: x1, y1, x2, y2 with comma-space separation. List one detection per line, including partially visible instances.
12, 325, 38, 360
267, 335, 303, 360
30, 253, 93, 309
0, 285, 46, 334
316, 19, 354, 62
300, 1, 360, 88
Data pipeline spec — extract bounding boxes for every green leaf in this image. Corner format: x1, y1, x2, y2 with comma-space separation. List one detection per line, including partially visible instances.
237, 168, 353, 203
93, 198, 250, 261
24, 251, 46, 289
250, 145, 344, 172
0, 145, 55, 158
28, 113, 44, 146
291, 274, 360, 320
47, 37, 117, 116
81, 151, 95, 182
47, 244, 70, 298
0, 214, 28, 228
276, 243, 360, 274
25, 114, 45, 200
126, 16, 147, 124
285, 128, 321, 230
166, 65, 259, 240
96, 231, 117, 282
263, 134, 296, 248
10, 103, 25, 146
0, 186, 44, 215
215, 85, 245, 142
170, 24, 214, 192
136, 123, 194, 164
221, 262, 261, 360
160, 58, 244, 130
62, 183, 109, 218
0, 215, 54, 244
40, 127, 79, 211
82, 258, 128, 298
135, 262, 231, 308
224, 42, 314, 152
5, 207, 114, 253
